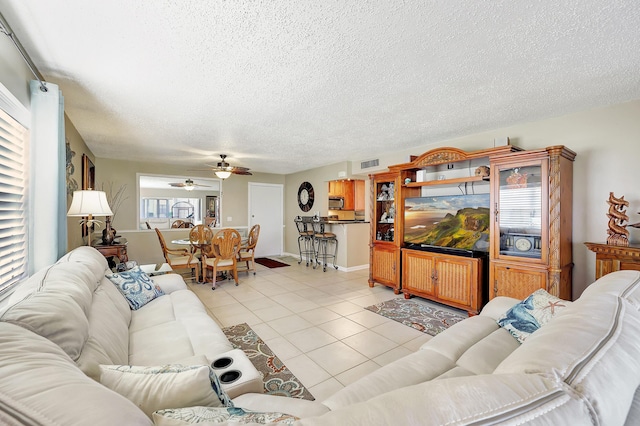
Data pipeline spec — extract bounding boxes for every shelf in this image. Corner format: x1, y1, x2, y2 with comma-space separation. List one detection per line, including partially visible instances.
404, 176, 488, 187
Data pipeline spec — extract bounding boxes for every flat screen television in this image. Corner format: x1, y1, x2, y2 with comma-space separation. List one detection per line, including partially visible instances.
404, 194, 491, 254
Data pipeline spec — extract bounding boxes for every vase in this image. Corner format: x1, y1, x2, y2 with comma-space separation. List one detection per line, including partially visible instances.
101, 217, 117, 245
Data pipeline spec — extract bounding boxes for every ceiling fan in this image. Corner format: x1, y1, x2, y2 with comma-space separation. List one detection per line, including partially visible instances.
168, 178, 211, 191
193, 154, 252, 179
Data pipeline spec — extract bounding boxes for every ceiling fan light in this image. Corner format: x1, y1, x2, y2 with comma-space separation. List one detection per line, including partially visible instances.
184, 184, 195, 191
215, 170, 231, 179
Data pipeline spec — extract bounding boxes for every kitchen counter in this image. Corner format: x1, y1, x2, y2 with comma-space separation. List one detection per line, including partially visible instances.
325, 220, 369, 224
324, 221, 369, 270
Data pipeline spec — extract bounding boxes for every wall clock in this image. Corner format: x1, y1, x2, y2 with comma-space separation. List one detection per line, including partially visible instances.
298, 181, 314, 212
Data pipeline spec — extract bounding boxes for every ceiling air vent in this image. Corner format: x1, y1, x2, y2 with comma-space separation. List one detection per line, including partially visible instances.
361, 159, 379, 169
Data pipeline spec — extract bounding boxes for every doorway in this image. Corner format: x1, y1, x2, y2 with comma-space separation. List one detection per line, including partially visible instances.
248, 182, 283, 257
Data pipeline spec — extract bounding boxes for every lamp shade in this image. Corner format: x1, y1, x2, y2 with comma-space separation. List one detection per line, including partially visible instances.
67, 190, 113, 217
215, 170, 231, 179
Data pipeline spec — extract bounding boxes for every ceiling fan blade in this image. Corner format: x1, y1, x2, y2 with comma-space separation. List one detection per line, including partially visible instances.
232, 169, 252, 175
169, 183, 185, 187
194, 155, 252, 176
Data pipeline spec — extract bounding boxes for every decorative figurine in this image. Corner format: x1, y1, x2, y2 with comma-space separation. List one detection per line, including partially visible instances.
474, 166, 490, 178
506, 168, 528, 188
606, 192, 630, 246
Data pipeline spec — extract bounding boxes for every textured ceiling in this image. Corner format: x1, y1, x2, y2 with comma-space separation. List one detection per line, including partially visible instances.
2, 1, 640, 174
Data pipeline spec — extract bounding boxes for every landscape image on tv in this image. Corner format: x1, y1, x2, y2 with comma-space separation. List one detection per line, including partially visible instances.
404, 194, 491, 251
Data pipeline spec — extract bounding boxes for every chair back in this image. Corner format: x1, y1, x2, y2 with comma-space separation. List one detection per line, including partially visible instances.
154, 228, 170, 262
189, 225, 214, 246
294, 216, 312, 235
245, 224, 260, 250
210, 229, 242, 260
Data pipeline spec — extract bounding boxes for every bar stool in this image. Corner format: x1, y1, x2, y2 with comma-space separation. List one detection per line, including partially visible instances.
294, 216, 315, 267
311, 217, 338, 272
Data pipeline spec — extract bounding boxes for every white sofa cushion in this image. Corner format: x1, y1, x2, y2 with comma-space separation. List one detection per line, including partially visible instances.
129, 290, 233, 365
99, 364, 232, 417
0, 262, 96, 361
495, 293, 640, 425
0, 322, 152, 426
76, 281, 133, 372
581, 270, 640, 307
57, 245, 110, 284
304, 373, 592, 426
323, 313, 519, 410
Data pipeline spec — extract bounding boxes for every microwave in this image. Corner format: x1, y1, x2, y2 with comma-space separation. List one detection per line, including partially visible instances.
328, 197, 345, 210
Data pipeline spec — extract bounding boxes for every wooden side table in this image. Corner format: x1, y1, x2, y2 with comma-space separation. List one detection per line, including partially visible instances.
94, 244, 128, 263
585, 242, 640, 280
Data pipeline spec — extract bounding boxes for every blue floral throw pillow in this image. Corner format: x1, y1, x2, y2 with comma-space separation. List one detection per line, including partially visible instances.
497, 289, 570, 343
106, 266, 165, 310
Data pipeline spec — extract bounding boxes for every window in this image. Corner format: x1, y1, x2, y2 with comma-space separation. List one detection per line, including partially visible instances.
141, 198, 202, 221
0, 108, 28, 296
143, 198, 170, 218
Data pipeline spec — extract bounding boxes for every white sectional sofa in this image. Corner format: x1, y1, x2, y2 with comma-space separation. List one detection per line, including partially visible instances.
1, 246, 640, 425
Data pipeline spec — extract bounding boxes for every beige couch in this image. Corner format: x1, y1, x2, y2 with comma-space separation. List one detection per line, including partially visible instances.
1, 245, 640, 425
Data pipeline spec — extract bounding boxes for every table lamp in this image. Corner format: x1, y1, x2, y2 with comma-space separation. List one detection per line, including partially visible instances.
67, 190, 113, 246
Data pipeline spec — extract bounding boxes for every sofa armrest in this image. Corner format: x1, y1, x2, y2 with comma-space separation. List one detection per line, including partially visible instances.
152, 274, 188, 293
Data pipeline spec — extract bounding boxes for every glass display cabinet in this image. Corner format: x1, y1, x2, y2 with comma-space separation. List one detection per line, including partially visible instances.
369, 171, 401, 293
490, 146, 576, 301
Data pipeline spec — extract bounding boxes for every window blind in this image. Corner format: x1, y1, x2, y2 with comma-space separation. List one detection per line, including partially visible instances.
0, 108, 28, 296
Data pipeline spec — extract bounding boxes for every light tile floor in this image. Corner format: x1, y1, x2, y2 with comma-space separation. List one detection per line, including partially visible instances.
185, 256, 445, 402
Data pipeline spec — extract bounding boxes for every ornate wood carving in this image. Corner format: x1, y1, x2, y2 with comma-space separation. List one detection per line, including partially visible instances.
548, 154, 561, 297
413, 150, 466, 167
606, 192, 630, 246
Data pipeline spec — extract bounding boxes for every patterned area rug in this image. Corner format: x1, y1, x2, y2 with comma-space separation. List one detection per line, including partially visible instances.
365, 299, 467, 336
222, 323, 314, 401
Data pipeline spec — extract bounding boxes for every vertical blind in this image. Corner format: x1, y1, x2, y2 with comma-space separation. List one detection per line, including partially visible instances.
0, 108, 28, 296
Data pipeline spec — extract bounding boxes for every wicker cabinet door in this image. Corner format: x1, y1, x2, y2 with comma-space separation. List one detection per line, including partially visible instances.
402, 250, 436, 297
436, 257, 478, 308
371, 244, 399, 289
491, 262, 548, 300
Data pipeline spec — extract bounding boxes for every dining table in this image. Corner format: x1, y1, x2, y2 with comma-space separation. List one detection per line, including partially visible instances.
171, 232, 247, 282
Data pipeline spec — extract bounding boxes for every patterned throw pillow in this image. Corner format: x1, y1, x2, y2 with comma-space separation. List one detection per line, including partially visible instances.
497, 289, 571, 343
106, 266, 165, 310
99, 364, 233, 417
152, 406, 299, 425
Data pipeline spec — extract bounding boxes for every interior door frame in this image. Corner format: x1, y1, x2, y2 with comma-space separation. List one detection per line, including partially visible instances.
248, 182, 284, 257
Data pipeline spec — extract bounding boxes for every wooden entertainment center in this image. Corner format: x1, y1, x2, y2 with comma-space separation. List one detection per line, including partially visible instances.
369, 144, 575, 315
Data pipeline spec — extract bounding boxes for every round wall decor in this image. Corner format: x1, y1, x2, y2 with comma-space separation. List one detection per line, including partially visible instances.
297, 181, 314, 212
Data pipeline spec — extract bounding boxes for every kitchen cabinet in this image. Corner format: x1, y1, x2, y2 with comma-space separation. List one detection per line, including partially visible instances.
328, 180, 363, 211
354, 180, 365, 211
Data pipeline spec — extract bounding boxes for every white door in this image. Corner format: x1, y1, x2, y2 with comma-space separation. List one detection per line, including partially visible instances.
248, 182, 283, 257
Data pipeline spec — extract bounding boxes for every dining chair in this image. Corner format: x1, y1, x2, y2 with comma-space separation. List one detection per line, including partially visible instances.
238, 224, 260, 275
154, 228, 200, 281
189, 224, 214, 257
203, 228, 241, 290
